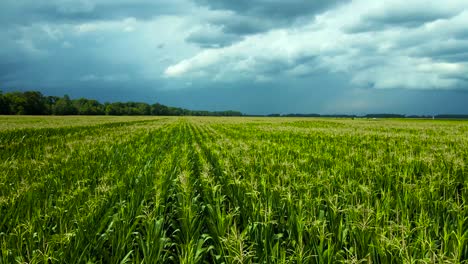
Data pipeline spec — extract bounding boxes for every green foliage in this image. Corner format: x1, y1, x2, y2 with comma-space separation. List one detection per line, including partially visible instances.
0, 91, 10, 114
53, 95, 78, 115
0, 90, 243, 116
2, 91, 48, 115
0, 117, 467, 263
73, 98, 104, 115
105, 102, 151, 116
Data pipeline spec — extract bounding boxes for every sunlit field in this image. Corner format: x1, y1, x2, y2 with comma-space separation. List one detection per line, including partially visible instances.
1, 116, 467, 263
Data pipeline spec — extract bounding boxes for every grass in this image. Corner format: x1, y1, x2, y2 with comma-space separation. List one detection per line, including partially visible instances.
0, 116, 467, 263
0, 116, 162, 130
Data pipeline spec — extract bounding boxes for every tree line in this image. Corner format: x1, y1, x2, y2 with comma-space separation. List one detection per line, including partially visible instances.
259, 113, 468, 119
0, 90, 243, 116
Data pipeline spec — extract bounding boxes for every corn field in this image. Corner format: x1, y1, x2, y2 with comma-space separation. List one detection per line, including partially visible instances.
0, 116, 467, 263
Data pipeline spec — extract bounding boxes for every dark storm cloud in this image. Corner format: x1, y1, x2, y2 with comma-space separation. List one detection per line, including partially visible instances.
167, 1, 468, 92
156, 75, 468, 115
194, 0, 348, 19
185, 27, 242, 48
368, 12, 448, 27
409, 42, 468, 63
0, 0, 199, 96
208, 15, 275, 35
346, 11, 452, 33
452, 29, 468, 41
1, 0, 468, 115
0, 0, 191, 25
342, 2, 468, 35
156, 74, 349, 114
39, 79, 166, 103
193, 0, 349, 37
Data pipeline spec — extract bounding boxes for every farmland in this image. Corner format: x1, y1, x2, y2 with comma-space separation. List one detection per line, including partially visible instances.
0, 116, 467, 263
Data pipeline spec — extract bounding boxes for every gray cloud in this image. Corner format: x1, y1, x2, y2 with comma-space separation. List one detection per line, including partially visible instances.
0, 0, 193, 25
208, 13, 276, 35
194, 0, 348, 19
1, 0, 468, 114
193, 0, 349, 37
166, 1, 468, 91
185, 25, 242, 48
346, 9, 453, 33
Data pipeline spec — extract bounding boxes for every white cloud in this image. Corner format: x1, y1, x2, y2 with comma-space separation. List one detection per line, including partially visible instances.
165, 0, 468, 90
74, 17, 138, 34
350, 57, 466, 90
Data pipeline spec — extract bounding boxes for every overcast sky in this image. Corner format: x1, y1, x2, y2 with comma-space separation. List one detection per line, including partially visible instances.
1, 0, 468, 114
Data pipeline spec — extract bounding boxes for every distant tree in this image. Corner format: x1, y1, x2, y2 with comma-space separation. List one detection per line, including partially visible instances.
151, 103, 168, 115
1, 90, 245, 116
105, 102, 124, 115
45, 96, 61, 115
136, 103, 151, 115
0, 91, 10, 114
3, 91, 47, 115
4, 92, 27, 114
73, 98, 104, 115
435, 114, 468, 119
168, 107, 182, 116
365, 114, 405, 118
221, 110, 242, 116
22, 91, 47, 115
283, 113, 320, 117
108, 102, 144, 116
54, 95, 78, 115
124, 102, 137, 115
